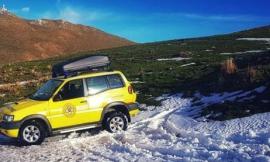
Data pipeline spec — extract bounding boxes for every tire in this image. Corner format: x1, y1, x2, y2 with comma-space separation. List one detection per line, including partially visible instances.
104, 112, 128, 133
18, 120, 46, 145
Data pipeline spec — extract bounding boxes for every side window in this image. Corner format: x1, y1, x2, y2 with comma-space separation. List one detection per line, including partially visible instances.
58, 79, 84, 100
107, 74, 124, 88
86, 76, 109, 95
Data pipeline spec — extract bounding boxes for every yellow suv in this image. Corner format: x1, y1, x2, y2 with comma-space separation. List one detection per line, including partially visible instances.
0, 57, 139, 145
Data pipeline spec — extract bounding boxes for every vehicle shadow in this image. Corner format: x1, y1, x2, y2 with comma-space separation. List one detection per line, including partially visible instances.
0, 127, 103, 146
59, 127, 103, 139
0, 135, 18, 146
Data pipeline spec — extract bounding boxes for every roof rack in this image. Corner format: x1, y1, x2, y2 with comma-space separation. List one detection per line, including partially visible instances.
52, 55, 111, 78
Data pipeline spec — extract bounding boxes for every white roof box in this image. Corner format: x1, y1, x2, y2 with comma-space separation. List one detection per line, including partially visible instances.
52, 55, 110, 78
63, 55, 110, 72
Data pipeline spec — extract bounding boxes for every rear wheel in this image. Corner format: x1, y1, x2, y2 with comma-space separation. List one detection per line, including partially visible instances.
104, 112, 128, 133
19, 120, 46, 145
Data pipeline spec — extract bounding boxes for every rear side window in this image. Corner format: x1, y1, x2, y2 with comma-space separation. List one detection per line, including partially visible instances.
86, 76, 109, 95
107, 74, 124, 89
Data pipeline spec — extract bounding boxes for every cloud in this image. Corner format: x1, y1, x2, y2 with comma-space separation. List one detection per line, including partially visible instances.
40, 4, 270, 26
21, 7, 30, 12
153, 12, 270, 23
182, 13, 256, 22
41, 6, 113, 24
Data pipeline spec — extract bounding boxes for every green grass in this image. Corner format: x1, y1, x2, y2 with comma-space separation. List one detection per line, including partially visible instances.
0, 25, 270, 120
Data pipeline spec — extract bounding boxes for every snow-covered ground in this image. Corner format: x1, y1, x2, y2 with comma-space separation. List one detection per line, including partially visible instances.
0, 88, 269, 162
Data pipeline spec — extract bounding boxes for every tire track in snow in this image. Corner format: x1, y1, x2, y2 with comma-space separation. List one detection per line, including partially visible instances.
1, 91, 270, 161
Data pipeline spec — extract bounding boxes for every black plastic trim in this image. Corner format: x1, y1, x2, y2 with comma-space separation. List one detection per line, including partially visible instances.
127, 103, 140, 111
0, 114, 52, 133
52, 121, 101, 135
101, 102, 128, 121
101, 102, 139, 123
0, 121, 20, 129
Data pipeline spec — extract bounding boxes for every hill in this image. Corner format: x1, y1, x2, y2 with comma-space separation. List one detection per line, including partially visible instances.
0, 10, 134, 63
0, 25, 270, 120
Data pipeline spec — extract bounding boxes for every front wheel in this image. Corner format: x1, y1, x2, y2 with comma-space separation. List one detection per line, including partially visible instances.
19, 120, 46, 145
104, 112, 128, 133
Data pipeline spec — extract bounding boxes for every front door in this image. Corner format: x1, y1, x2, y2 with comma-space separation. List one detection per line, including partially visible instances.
48, 79, 90, 129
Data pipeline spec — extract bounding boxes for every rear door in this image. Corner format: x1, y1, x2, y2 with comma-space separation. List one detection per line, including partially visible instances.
105, 74, 126, 101
84, 75, 109, 122
84, 74, 126, 121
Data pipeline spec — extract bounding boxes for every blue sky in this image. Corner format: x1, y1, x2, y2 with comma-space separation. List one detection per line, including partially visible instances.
1, 0, 270, 43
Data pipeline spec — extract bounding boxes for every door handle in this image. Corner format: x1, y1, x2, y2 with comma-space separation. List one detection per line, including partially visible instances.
112, 95, 123, 98
80, 100, 87, 103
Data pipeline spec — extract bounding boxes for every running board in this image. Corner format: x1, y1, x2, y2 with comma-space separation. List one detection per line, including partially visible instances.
52, 123, 101, 135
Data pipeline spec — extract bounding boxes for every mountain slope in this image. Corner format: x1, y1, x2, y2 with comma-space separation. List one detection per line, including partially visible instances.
232, 25, 270, 38
0, 11, 134, 63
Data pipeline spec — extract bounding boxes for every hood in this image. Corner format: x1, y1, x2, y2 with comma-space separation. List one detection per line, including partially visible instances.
0, 98, 47, 114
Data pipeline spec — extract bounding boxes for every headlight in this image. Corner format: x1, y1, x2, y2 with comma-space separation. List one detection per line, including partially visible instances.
3, 114, 14, 122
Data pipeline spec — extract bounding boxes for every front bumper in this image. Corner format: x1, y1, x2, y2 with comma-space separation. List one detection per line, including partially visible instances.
0, 121, 20, 138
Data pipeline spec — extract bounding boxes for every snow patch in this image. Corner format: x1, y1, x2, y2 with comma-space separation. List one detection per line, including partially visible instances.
237, 38, 270, 44
220, 50, 265, 55
255, 86, 267, 93
157, 57, 191, 61
181, 62, 196, 67
131, 81, 145, 84
29, 19, 48, 26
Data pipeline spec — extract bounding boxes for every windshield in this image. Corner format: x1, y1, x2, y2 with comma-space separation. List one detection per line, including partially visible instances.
30, 79, 63, 101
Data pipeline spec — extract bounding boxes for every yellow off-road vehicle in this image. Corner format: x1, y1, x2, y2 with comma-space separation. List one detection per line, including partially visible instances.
0, 56, 139, 145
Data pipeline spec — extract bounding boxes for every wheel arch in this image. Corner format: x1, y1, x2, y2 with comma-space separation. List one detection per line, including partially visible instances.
101, 102, 131, 123
19, 114, 52, 136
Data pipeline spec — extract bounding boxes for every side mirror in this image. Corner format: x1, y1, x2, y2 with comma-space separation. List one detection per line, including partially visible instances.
53, 93, 63, 102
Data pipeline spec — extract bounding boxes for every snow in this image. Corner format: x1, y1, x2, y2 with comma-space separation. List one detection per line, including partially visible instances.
29, 19, 48, 26
157, 57, 191, 61
204, 49, 213, 52
38, 19, 43, 25
181, 62, 196, 67
131, 81, 145, 84
255, 86, 267, 93
0, 87, 269, 161
237, 38, 270, 44
220, 50, 265, 55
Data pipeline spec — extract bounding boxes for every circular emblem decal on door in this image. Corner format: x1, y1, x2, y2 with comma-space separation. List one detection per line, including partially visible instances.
63, 104, 76, 118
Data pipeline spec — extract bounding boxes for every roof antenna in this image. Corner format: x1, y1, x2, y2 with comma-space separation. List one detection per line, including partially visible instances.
1, 4, 7, 12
